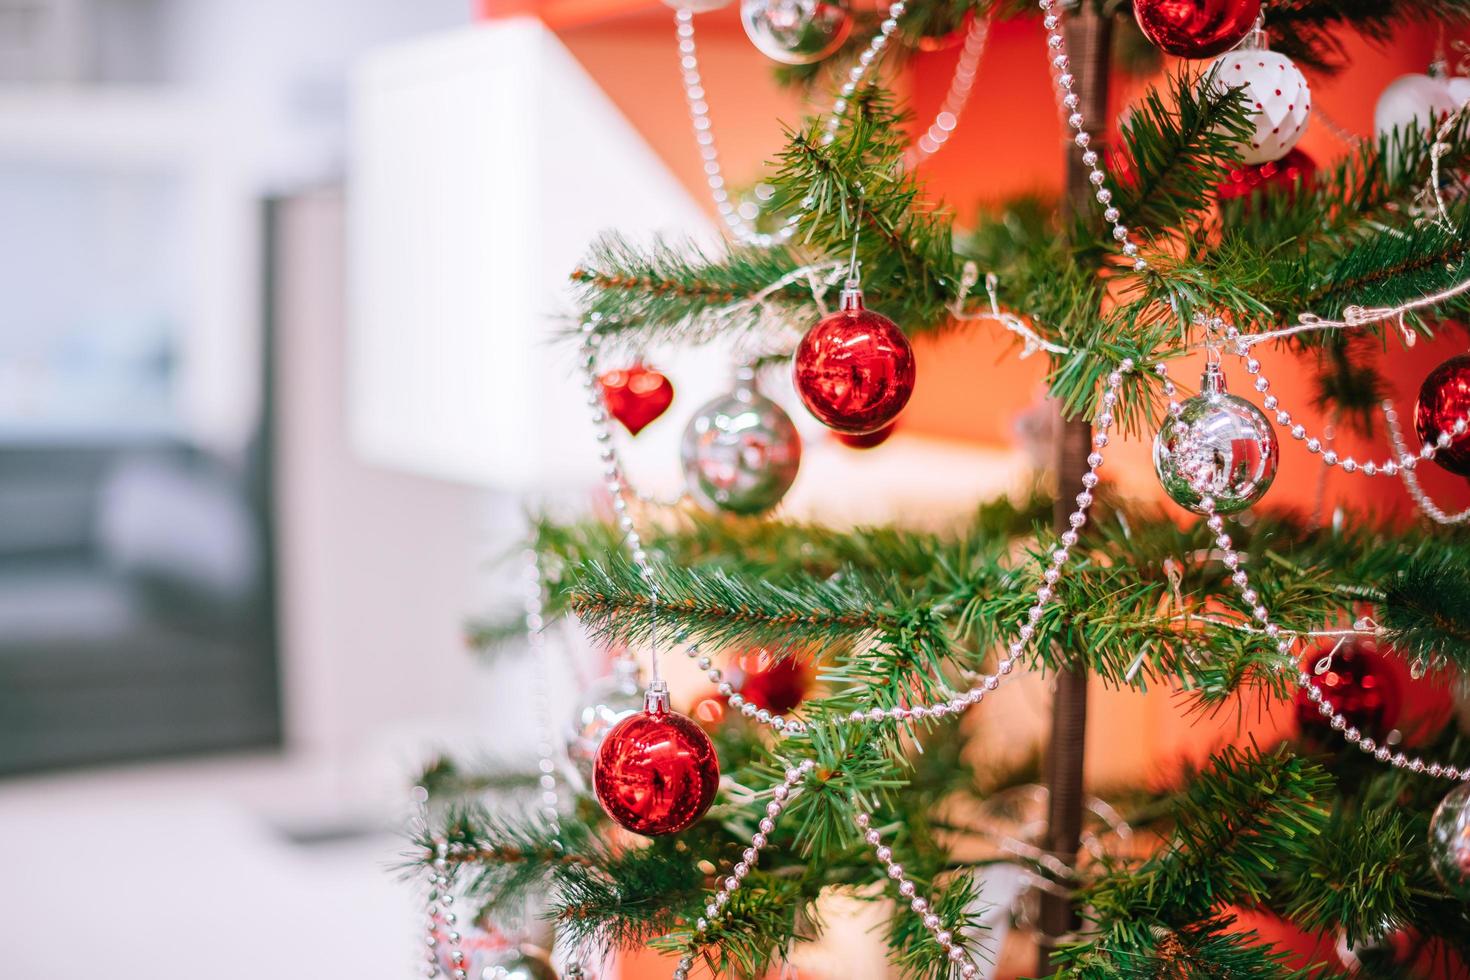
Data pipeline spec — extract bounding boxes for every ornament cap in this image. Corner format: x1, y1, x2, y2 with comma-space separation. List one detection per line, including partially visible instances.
839, 282, 866, 312
645, 680, 671, 714
1201, 362, 1228, 398
1239, 10, 1267, 50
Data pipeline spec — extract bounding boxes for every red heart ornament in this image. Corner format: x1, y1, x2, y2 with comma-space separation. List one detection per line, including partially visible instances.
599, 364, 674, 435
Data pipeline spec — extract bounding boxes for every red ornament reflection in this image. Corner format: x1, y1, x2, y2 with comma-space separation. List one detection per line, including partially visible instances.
1294, 640, 1400, 742
727, 650, 812, 714
836, 421, 897, 449
1415, 353, 1470, 476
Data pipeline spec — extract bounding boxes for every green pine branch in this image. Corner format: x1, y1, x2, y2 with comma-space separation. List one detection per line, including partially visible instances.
1113, 69, 1253, 234
1266, 0, 1470, 72
1056, 745, 1331, 974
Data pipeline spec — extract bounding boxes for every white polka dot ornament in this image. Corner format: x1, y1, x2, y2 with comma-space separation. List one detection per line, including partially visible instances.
1205, 46, 1311, 165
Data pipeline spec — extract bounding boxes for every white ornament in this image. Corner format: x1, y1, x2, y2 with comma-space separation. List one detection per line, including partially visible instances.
1374, 73, 1458, 141
1447, 75, 1470, 109
1206, 49, 1311, 165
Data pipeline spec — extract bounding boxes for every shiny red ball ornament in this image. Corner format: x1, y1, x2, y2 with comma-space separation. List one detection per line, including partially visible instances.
1415, 353, 1470, 476
1217, 148, 1316, 202
835, 421, 896, 449
1133, 0, 1261, 59
598, 364, 674, 435
593, 684, 719, 836
1294, 639, 1401, 742
793, 285, 916, 435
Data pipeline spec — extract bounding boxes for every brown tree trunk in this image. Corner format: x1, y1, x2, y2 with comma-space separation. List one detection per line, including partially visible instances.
1037, 5, 1113, 975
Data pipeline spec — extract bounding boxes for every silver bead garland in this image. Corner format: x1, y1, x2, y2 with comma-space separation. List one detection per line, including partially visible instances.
671, 760, 816, 980
1036, 0, 1146, 271
856, 811, 980, 978
1158, 358, 1470, 782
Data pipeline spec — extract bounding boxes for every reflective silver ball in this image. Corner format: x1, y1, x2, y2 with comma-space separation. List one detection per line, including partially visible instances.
681, 378, 801, 516
740, 0, 852, 65
484, 945, 558, 980
1153, 365, 1278, 514
1429, 781, 1470, 900
566, 660, 643, 787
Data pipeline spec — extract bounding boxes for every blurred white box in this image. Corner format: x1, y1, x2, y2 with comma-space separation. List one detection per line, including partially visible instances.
348, 18, 718, 490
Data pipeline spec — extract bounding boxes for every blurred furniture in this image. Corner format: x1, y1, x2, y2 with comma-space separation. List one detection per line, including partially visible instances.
0, 82, 280, 774
0, 439, 279, 773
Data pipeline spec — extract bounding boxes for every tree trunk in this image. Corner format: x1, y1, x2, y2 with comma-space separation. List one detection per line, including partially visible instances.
1037, 5, 1113, 975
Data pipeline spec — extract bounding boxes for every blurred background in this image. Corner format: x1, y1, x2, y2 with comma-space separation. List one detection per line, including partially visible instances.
0, 1, 1458, 978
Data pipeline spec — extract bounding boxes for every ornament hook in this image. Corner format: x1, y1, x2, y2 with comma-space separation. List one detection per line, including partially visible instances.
845, 196, 866, 289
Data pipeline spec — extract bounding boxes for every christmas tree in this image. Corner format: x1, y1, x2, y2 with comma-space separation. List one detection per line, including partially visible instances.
411, 1, 1470, 977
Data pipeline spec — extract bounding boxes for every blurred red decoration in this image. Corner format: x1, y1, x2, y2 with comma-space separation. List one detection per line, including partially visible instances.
1133, 0, 1261, 59
598, 364, 674, 435
794, 288, 916, 435
594, 695, 719, 836
1415, 353, 1470, 476
836, 421, 897, 449
1294, 639, 1400, 741
729, 651, 812, 714
1217, 148, 1316, 202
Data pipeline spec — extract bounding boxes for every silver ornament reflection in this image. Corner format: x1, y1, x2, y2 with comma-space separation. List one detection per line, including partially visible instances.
740, 0, 853, 65
483, 944, 559, 980
1153, 364, 1278, 514
1429, 781, 1470, 899
681, 369, 801, 516
566, 659, 643, 787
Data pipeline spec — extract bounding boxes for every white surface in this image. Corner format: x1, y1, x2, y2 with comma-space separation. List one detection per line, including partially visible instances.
348, 19, 720, 491
0, 756, 420, 980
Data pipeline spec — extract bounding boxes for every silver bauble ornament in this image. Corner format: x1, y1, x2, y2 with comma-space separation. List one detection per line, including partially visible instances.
681, 368, 801, 515
740, 0, 852, 65
566, 658, 643, 787
1429, 781, 1470, 900
1204, 43, 1311, 165
1153, 363, 1278, 514
484, 944, 559, 980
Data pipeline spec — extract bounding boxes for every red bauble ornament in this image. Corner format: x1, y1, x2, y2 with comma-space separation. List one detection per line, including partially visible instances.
1133, 0, 1261, 59
1294, 639, 1401, 742
793, 286, 916, 435
729, 651, 812, 714
593, 685, 719, 836
599, 364, 674, 435
835, 421, 896, 449
1217, 148, 1316, 202
1415, 353, 1470, 476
